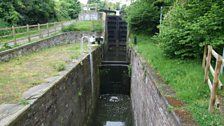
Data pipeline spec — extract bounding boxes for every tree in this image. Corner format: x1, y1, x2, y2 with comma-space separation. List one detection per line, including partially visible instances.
0, 1, 22, 24
158, 0, 224, 59
66, 0, 81, 19
16, 0, 57, 25
56, 0, 81, 20
126, 0, 161, 34
0, 0, 57, 25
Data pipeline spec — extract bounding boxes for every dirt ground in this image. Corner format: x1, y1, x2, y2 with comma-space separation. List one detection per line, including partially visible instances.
166, 96, 198, 126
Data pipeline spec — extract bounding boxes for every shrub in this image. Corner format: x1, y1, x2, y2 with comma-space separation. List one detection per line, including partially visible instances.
53, 63, 65, 72
126, 0, 163, 34
158, 1, 224, 59
62, 24, 79, 32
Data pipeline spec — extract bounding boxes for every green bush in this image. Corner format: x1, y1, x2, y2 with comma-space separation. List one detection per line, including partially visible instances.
126, 0, 163, 34
53, 63, 65, 72
62, 24, 79, 32
0, 19, 9, 28
0, 0, 81, 25
158, 1, 224, 59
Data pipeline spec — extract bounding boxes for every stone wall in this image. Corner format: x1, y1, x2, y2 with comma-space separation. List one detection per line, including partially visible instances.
0, 47, 101, 126
130, 49, 180, 126
0, 32, 101, 62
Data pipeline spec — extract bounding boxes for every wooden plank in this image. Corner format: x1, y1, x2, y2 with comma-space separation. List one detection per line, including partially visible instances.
0, 34, 12, 38
204, 46, 212, 82
15, 26, 27, 29
209, 65, 215, 77
202, 46, 207, 68
209, 64, 223, 90
209, 55, 222, 112
29, 24, 38, 27
212, 49, 219, 59
29, 25, 38, 28
208, 78, 212, 91
0, 27, 12, 30
40, 23, 47, 26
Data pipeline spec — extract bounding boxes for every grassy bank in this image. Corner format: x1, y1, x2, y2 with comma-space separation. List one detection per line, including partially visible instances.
0, 43, 86, 104
133, 34, 224, 126
62, 21, 103, 32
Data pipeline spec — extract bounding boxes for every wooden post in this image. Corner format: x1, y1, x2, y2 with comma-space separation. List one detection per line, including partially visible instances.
38, 24, 43, 38
202, 46, 207, 68
12, 26, 16, 45
61, 21, 64, 30
27, 24, 31, 42
204, 46, 212, 83
209, 55, 222, 112
54, 22, 57, 34
47, 23, 50, 37
221, 48, 224, 75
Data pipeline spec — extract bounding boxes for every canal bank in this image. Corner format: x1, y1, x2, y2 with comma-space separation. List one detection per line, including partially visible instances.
0, 46, 183, 126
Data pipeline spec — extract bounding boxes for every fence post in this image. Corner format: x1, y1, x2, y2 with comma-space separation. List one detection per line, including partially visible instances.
61, 21, 64, 30
209, 55, 222, 112
202, 46, 207, 68
38, 24, 43, 38
204, 46, 212, 83
47, 23, 50, 37
221, 48, 224, 75
27, 24, 31, 42
54, 22, 57, 34
12, 26, 16, 45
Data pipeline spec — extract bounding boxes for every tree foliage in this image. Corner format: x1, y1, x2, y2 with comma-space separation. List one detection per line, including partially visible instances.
159, 0, 224, 59
126, 0, 163, 34
60, 0, 81, 19
0, 1, 21, 24
0, 0, 81, 25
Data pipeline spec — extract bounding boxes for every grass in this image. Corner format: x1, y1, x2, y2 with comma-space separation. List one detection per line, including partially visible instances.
53, 62, 65, 72
0, 43, 87, 104
62, 20, 103, 32
133, 34, 224, 126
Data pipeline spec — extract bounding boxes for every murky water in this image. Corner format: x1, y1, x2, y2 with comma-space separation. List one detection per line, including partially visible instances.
89, 94, 133, 126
